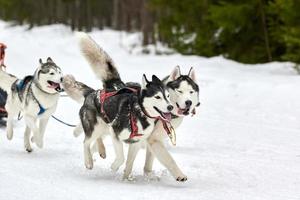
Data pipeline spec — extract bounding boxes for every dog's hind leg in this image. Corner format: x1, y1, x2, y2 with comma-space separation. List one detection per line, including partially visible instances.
123, 143, 141, 180
97, 138, 106, 159
144, 146, 155, 176
73, 122, 83, 137
83, 136, 94, 169
35, 117, 49, 148
5, 104, 19, 140
24, 126, 32, 152
110, 136, 125, 172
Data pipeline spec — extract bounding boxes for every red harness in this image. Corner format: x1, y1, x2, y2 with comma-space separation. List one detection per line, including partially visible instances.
0, 43, 7, 68
99, 87, 142, 139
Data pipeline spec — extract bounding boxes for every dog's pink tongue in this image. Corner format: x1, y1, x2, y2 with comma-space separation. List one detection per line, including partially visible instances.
164, 113, 172, 122
48, 82, 59, 89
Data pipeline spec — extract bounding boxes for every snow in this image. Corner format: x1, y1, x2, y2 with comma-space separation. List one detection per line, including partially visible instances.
1, 21, 300, 200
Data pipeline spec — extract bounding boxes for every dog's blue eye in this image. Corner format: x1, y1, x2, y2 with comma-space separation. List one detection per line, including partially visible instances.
155, 96, 161, 99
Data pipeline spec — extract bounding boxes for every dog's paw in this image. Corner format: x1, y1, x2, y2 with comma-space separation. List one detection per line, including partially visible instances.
110, 162, 121, 172
99, 152, 106, 159
144, 171, 160, 181
35, 139, 44, 149
85, 159, 93, 170
176, 176, 187, 182
25, 146, 33, 153
6, 131, 13, 140
122, 174, 136, 182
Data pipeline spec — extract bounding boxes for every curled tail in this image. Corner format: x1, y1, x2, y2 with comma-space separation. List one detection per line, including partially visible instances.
0, 69, 17, 93
76, 32, 123, 90
62, 75, 95, 104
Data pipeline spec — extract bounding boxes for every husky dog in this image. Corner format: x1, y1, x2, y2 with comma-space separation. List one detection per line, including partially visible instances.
68, 33, 173, 171
123, 66, 199, 181
0, 57, 63, 152
63, 34, 200, 181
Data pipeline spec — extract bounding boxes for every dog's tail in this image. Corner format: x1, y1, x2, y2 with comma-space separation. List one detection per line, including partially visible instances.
0, 69, 17, 93
62, 75, 95, 104
76, 32, 123, 90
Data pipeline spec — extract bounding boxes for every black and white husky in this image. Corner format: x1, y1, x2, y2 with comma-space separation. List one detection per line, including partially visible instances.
63, 33, 199, 181
0, 58, 63, 152
67, 33, 173, 171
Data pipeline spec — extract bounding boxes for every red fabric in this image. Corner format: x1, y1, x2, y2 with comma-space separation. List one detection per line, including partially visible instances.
0, 107, 7, 113
129, 113, 143, 138
99, 87, 143, 139
0, 43, 7, 67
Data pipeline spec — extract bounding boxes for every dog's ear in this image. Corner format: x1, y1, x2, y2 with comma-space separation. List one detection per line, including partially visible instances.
188, 67, 196, 82
39, 58, 43, 65
169, 66, 181, 81
142, 74, 149, 89
152, 75, 161, 83
47, 57, 53, 63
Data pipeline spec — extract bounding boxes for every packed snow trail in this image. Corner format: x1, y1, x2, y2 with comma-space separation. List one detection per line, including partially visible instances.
0, 21, 300, 200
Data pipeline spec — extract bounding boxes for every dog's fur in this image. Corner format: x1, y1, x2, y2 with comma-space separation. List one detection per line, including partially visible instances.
0, 57, 63, 151
67, 33, 173, 171
63, 33, 199, 181
123, 67, 199, 181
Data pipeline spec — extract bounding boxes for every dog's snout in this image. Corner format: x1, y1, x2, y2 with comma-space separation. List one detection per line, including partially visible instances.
185, 100, 192, 107
60, 77, 64, 82
167, 105, 174, 111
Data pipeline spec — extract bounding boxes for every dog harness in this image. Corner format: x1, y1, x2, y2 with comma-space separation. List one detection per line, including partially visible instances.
99, 87, 143, 139
16, 76, 46, 116
0, 43, 6, 68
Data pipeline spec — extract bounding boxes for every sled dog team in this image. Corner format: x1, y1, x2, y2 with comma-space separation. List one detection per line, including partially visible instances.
0, 32, 200, 182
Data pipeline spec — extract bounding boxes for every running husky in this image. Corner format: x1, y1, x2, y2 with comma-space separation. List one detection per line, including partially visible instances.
123, 66, 199, 181
69, 33, 173, 171
0, 57, 63, 152
63, 33, 199, 181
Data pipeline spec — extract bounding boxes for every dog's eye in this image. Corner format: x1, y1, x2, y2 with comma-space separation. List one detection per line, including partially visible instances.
177, 90, 183, 93
155, 96, 161, 99
50, 72, 55, 75
190, 91, 194, 94
167, 94, 170, 98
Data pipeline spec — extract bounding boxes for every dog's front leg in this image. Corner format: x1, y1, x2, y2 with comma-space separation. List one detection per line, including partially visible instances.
24, 115, 39, 147
123, 143, 141, 180
148, 140, 187, 182
144, 146, 155, 175
111, 137, 125, 172
24, 125, 32, 152
35, 117, 49, 148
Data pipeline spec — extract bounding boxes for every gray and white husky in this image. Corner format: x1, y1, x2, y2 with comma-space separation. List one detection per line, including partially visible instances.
65, 33, 173, 171
63, 33, 200, 181
0, 57, 63, 152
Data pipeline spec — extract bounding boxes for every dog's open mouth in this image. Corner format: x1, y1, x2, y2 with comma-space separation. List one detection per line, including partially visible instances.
176, 103, 190, 116
47, 81, 62, 92
154, 106, 172, 122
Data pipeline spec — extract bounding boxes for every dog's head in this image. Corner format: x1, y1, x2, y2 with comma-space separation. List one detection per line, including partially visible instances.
34, 57, 63, 94
166, 66, 199, 116
141, 74, 173, 121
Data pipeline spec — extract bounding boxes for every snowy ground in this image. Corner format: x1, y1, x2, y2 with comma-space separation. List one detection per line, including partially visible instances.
0, 21, 300, 200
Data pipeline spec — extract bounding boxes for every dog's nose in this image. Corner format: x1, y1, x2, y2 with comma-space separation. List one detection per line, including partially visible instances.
167, 105, 174, 111
185, 100, 192, 107
60, 77, 64, 82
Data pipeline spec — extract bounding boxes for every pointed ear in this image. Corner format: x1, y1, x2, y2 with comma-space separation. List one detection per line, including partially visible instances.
47, 57, 53, 63
142, 74, 149, 89
188, 67, 196, 82
152, 75, 161, 83
169, 66, 181, 81
39, 58, 43, 65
